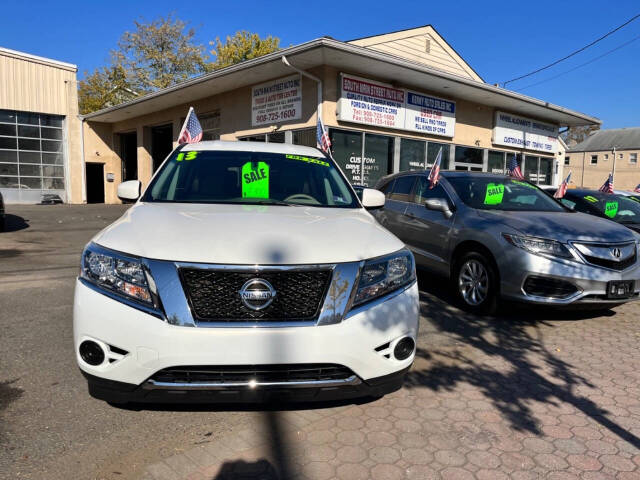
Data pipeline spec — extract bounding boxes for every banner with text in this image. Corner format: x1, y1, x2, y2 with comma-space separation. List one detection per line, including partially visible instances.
337, 74, 406, 130
493, 111, 559, 153
405, 90, 455, 137
251, 75, 302, 126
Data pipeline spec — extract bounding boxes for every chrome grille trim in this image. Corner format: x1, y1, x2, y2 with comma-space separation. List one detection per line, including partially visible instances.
571, 241, 637, 271
144, 375, 361, 390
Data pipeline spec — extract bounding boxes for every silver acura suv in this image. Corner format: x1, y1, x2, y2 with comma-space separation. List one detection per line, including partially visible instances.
374, 171, 640, 314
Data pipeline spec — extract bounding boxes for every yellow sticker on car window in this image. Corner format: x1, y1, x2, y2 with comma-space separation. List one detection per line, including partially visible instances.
511, 180, 536, 189
604, 201, 619, 218
241, 161, 270, 198
176, 151, 198, 162
484, 183, 505, 205
285, 154, 330, 167
584, 195, 598, 203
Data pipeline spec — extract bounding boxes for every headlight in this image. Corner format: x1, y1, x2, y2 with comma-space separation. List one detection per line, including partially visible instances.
502, 233, 573, 259
81, 243, 155, 305
352, 249, 416, 307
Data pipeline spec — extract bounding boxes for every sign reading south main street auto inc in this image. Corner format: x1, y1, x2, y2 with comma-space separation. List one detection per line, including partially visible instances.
405, 90, 455, 137
251, 75, 302, 126
337, 74, 405, 130
493, 111, 559, 153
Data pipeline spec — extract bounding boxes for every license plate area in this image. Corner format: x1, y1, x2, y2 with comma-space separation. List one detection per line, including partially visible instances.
606, 280, 635, 299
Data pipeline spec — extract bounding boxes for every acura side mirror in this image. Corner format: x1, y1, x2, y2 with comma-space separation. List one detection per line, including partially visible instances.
425, 198, 453, 219
117, 180, 141, 203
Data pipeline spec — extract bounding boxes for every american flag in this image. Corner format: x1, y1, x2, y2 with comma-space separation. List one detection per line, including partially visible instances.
178, 107, 203, 144
507, 154, 524, 179
316, 116, 331, 153
428, 147, 443, 189
554, 171, 571, 199
634, 183, 640, 193
599, 173, 614, 194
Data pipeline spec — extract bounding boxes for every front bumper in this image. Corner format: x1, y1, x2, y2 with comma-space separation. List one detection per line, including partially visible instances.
497, 248, 640, 305
73, 279, 419, 403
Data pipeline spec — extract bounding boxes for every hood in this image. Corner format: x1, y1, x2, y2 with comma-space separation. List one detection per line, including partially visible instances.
476, 210, 637, 243
93, 202, 404, 264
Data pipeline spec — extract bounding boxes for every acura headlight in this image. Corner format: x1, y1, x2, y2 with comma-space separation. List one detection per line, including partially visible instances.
352, 249, 416, 307
502, 233, 573, 259
81, 243, 156, 305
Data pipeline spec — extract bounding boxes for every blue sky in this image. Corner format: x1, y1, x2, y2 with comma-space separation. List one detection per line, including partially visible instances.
1, 0, 638, 128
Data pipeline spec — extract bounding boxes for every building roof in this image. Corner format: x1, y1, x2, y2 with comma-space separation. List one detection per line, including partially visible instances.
83, 37, 600, 128
569, 128, 640, 152
0, 47, 77, 71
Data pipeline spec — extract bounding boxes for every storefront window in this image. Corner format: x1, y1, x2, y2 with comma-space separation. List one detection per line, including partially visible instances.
454, 146, 483, 165
427, 142, 450, 169
524, 156, 539, 184
538, 157, 553, 185
239, 135, 266, 142
199, 111, 220, 140
488, 151, 505, 174
399, 138, 425, 171
292, 128, 316, 147
330, 129, 363, 185
363, 134, 393, 187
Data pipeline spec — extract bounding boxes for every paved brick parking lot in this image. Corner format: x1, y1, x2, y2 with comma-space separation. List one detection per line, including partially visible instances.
2, 205, 640, 480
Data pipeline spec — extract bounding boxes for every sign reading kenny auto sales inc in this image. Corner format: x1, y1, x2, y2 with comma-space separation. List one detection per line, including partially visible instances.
493, 111, 559, 153
251, 75, 302, 126
337, 74, 455, 137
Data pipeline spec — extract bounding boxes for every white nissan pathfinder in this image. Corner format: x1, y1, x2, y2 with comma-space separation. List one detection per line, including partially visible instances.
74, 141, 419, 404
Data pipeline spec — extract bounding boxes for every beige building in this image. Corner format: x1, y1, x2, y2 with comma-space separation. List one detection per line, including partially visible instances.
5, 26, 599, 204
0, 47, 82, 203
565, 128, 640, 191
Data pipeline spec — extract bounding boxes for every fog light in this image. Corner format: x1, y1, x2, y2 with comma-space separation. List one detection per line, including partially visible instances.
394, 337, 415, 361
79, 340, 105, 366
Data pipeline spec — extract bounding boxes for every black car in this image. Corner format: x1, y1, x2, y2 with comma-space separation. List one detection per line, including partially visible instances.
557, 189, 640, 234
0, 191, 5, 231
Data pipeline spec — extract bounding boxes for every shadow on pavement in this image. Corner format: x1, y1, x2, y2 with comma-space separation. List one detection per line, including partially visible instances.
2, 214, 30, 233
407, 271, 640, 449
212, 458, 279, 479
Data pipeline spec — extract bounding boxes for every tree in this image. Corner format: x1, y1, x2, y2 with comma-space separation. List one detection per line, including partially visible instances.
115, 14, 210, 92
79, 14, 209, 114
210, 31, 280, 70
561, 125, 600, 147
78, 65, 137, 115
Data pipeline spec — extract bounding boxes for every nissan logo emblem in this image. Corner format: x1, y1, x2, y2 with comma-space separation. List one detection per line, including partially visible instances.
239, 279, 276, 310
611, 247, 622, 259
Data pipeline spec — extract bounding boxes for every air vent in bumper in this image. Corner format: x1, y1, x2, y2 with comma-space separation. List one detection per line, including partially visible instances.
523, 276, 578, 299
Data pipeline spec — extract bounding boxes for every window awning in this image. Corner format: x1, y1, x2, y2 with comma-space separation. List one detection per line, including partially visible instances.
83, 38, 600, 128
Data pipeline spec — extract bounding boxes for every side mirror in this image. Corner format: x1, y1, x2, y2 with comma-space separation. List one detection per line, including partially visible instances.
117, 180, 141, 202
425, 198, 453, 219
361, 188, 385, 210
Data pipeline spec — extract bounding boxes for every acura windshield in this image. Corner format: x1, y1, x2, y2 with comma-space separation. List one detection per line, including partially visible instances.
447, 176, 565, 212
143, 149, 359, 208
571, 192, 640, 223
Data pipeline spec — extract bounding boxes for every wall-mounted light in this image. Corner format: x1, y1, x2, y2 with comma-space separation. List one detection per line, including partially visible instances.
475, 140, 480, 146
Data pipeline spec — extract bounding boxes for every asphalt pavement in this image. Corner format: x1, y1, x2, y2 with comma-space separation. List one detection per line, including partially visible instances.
1, 204, 640, 480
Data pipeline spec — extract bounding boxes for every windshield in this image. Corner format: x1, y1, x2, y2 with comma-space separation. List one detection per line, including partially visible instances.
573, 192, 640, 223
142, 149, 359, 208
446, 176, 565, 212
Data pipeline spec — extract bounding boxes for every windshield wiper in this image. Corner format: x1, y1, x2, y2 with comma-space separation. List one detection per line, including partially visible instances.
247, 199, 302, 207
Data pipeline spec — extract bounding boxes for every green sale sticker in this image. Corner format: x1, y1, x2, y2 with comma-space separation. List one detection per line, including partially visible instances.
241, 161, 270, 198
484, 183, 505, 205
604, 201, 619, 218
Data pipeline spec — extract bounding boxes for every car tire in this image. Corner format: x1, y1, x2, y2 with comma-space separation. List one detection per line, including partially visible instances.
453, 251, 498, 316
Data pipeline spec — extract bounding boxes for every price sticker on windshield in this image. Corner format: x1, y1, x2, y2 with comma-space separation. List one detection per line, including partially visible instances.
241, 161, 270, 199
604, 201, 619, 218
484, 183, 505, 205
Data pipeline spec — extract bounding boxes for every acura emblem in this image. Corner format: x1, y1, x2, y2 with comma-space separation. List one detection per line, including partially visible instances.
239, 279, 276, 310
611, 247, 622, 259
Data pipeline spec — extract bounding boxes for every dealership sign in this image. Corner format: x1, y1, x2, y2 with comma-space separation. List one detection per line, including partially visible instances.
251, 75, 302, 126
493, 111, 559, 153
405, 90, 455, 137
337, 74, 455, 137
337, 74, 405, 130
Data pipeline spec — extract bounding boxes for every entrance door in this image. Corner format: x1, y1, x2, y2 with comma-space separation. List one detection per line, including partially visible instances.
151, 124, 174, 172
120, 132, 137, 181
85, 163, 104, 204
